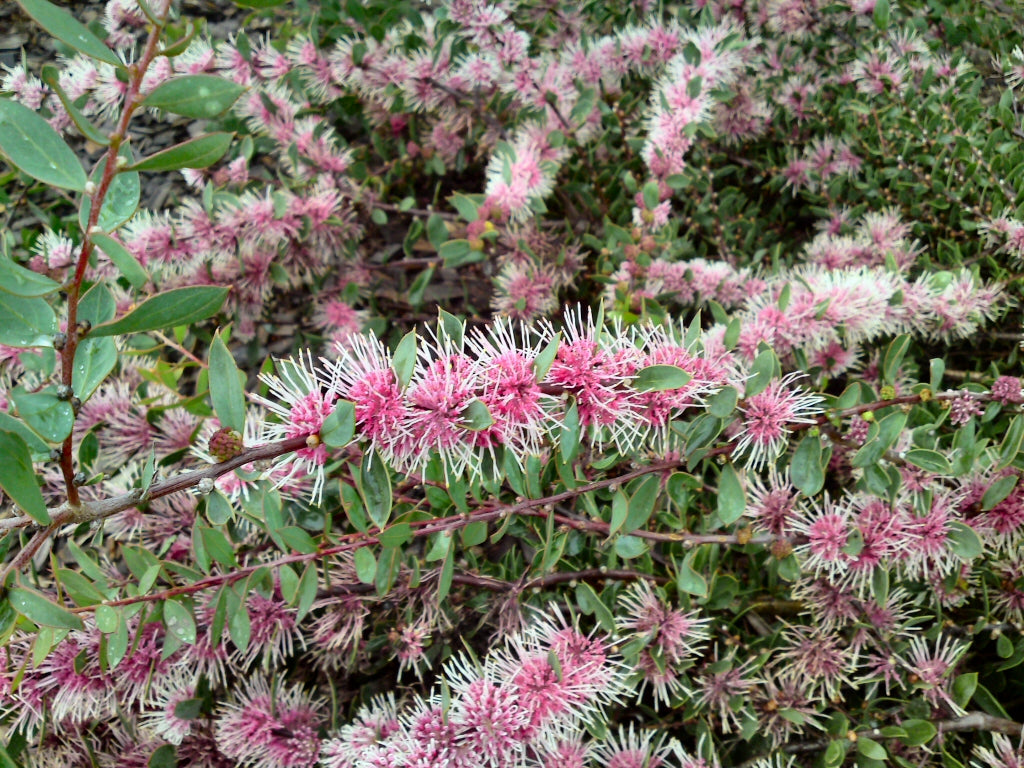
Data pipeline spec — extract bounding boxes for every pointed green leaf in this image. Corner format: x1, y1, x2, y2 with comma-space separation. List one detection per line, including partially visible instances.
717, 462, 745, 524
0, 98, 86, 190
0, 430, 49, 524
208, 332, 245, 432
141, 76, 246, 119
129, 133, 235, 172
163, 600, 196, 644
39, 64, 109, 146
948, 521, 983, 560
392, 330, 417, 388
791, 434, 825, 495
16, 0, 120, 65
90, 286, 227, 336
354, 547, 376, 584
9, 587, 82, 630
903, 449, 952, 475
90, 233, 150, 289
360, 450, 392, 529
633, 364, 693, 392
461, 398, 494, 431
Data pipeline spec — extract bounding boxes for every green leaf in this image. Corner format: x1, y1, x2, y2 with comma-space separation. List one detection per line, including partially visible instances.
676, 552, 708, 597
90, 233, 150, 289
233, 0, 288, 7
360, 450, 392, 529
15, 0, 121, 65
533, 333, 559, 382
378, 522, 412, 549
904, 449, 951, 475
91, 286, 227, 336
129, 133, 235, 172
607, 489, 628, 537
997, 415, 1024, 470
0, 98, 87, 191
208, 332, 245, 432
951, 672, 977, 709
900, 719, 936, 747
392, 331, 417, 388
80, 149, 139, 232
623, 474, 659, 534
614, 535, 648, 559
707, 386, 738, 418
461, 399, 494, 430
790, 434, 825, 495
857, 737, 887, 761
948, 521, 983, 559
633, 364, 693, 392
851, 411, 907, 468
320, 399, 355, 448
354, 547, 376, 584
882, 334, 911, 385
438, 309, 464, 347
0, 257, 61, 297
9, 587, 82, 630
72, 336, 117, 403
873, 0, 890, 29
745, 348, 779, 397
163, 600, 197, 645
141, 76, 246, 119
11, 387, 74, 443
449, 193, 479, 222
95, 604, 119, 633
560, 400, 581, 463
716, 463, 745, 524
39, 64, 109, 146
0, 292, 57, 348
982, 475, 1018, 511
0, 430, 49, 524
575, 582, 615, 633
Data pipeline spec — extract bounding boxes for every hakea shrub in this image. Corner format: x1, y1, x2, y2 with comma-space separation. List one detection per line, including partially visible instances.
2, 0, 1024, 767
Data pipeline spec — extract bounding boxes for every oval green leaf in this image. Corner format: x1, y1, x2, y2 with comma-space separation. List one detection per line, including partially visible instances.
141, 76, 245, 119
791, 434, 825, 495
360, 450, 392, 529
11, 387, 74, 443
0, 98, 87, 191
80, 150, 140, 233
634, 364, 693, 392
9, 587, 82, 629
90, 286, 228, 337
321, 399, 355, 448
0, 292, 57, 348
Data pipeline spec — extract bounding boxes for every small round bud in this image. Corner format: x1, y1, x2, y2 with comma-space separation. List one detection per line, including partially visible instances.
770, 538, 794, 559
73, 472, 87, 486
207, 427, 244, 462
84, 181, 97, 195
88, 225, 103, 235
115, 155, 129, 169
70, 396, 81, 413
75, 319, 92, 336
861, 411, 875, 422
305, 433, 321, 450
49, 448, 62, 461
197, 477, 215, 495
919, 388, 933, 402
879, 385, 895, 400
52, 332, 67, 350
56, 384, 73, 401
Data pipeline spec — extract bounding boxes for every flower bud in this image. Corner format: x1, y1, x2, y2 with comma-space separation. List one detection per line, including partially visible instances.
84, 181, 97, 195
207, 427, 245, 462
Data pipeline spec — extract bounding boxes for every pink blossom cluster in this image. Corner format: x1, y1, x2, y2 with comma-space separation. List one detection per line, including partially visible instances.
248, 311, 745, 499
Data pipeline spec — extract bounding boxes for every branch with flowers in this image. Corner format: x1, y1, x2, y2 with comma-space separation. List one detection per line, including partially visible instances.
2, 0, 1024, 766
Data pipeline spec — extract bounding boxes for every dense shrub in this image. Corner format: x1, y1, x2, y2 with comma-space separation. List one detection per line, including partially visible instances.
0, 0, 1023, 765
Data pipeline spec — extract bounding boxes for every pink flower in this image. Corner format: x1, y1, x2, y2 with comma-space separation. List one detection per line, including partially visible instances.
734, 373, 822, 471
215, 677, 323, 768
250, 352, 339, 504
